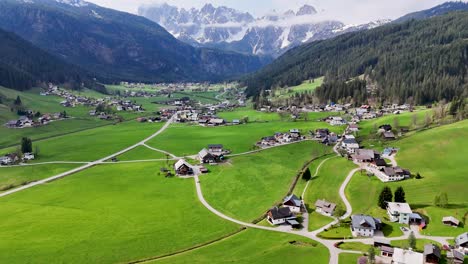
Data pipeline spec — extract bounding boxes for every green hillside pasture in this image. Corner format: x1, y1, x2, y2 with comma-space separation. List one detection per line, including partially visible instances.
0, 121, 164, 162
346, 120, 468, 236
0, 163, 79, 191
0, 162, 239, 263
273, 77, 324, 98
218, 107, 338, 123
202, 141, 330, 222
147, 121, 342, 157
304, 157, 357, 218
116, 145, 170, 161
153, 229, 329, 264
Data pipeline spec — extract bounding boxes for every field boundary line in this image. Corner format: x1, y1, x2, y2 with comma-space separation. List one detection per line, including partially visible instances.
127, 227, 247, 264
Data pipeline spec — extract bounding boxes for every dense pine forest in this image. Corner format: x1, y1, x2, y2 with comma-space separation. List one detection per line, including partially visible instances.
0, 28, 98, 91
243, 11, 468, 105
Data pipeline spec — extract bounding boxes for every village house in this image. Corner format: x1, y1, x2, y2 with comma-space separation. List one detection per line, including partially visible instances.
198, 149, 216, 163
350, 214, 382, 237
383, 131, 396, 140
208, 144, 224, 153
387, 202, 412, 224
314, 128, 330, 139
352, 149, 380, 163
174, 159, 193, 176
315, 199, 336, 216
392, 248, 424, 264
424, 244, 441, 264
447, 249, 465, 264
442, 216, 460, 227
267, 207, 298, 226
379, 124, 393, 131
455, 232, 468, 253
380, 246, 395, 258
322, 132, 338, 145
371, 158, 387, 169
381, 166, 411, 181
23, 153, 35, 161
348, 124, 360, 132
341, 135, 360, 154
330, 116, 347, 126
282, 194, 303, 213
208, 118, 225, 126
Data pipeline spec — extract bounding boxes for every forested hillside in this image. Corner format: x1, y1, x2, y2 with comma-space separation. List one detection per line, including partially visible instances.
0, 0, 266, 83
243, 11, 468, 105
0, 28, 91, 91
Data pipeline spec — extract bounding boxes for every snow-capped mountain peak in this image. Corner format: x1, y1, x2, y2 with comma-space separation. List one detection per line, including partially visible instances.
139, 3, 390, 57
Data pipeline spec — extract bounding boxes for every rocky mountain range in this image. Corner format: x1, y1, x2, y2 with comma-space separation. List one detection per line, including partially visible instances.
139, 3, 390, 57
0, 0, 267, 83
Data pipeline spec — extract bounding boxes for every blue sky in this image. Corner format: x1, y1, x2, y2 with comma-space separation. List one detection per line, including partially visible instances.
88, 0, 457, 24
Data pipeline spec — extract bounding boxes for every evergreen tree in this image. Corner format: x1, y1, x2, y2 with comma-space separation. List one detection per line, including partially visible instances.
302, 167, 312, 181
14, 95, 22, 106
394, 186, 406, 203
20, 137, 32, 154
378, 186, 393, 209
408, 232, 416, 249
368, 246, 376, 264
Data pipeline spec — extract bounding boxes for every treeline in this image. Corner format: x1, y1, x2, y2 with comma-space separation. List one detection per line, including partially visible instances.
243, 11, 468, 105
0, 28, 101, 92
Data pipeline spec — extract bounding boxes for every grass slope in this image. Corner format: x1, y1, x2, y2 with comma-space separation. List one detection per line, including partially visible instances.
0, 162, 239, 263
153, 229, 329, 264
0, 121, 164, 162
0, 163, 79, 191
202, 141, 330, 221
147, 121, 342, 157
347, 120, 468, 236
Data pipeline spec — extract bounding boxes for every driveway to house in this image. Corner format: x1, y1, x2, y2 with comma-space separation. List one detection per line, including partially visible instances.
0, 116, 175, 198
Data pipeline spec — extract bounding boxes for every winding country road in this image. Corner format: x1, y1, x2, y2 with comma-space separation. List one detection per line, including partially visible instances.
0, 116, 175, 198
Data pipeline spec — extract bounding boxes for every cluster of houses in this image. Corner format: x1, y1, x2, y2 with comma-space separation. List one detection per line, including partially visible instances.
197, 144, 229, 164
42, 85, 144, 114
324, 116, 348, 126
351, 149, 412, 182
0, 152, 34, 165
267, 194, 303, 227
258, 129, 305, 147
313, 128, 339, 145
6, 112, 67, 129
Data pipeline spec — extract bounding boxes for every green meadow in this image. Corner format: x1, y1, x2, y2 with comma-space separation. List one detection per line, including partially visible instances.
346, 120, 468, 236
0, 162, 239, 263
115, 145, 170, 161
0, 121, 164, 162
0, 163, 79, 191
153, 229, 329, 264
201, 141, 330, 222
147, 121, 343, 157
339, 253, 362, 264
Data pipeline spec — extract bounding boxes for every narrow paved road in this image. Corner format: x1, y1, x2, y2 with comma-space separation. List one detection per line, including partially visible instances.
0, 116, 175, 198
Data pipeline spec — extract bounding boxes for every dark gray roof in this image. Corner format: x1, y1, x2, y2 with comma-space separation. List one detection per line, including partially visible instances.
424, 244, 441, 258
269, 207, 293, 220
343, 138, 357, 144
283, 194, 302, 207
455, 232, 468, 246
351, 214, 381, 230
208, 144, 223, 148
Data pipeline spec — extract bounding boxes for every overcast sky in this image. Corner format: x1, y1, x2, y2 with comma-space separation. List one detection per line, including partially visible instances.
87, 0, 459, 24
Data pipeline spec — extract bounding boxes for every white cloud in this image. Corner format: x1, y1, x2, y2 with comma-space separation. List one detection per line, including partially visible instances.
86, 0, 455, 24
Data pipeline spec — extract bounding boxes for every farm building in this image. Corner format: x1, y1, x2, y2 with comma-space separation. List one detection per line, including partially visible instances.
282, 194, 303, 213
174, 159, 193, 176
350, 214, 381, 237
315, 199, 336, 216
267, 207, 297, 226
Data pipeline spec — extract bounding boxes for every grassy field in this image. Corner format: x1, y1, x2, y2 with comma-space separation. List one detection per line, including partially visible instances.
0, 121, 164, 162
0, 163, 79, 191
272, 77, 324, 98
115, 145, 169, 161
308, 211, 334, 231
338, 242, 372, 252
153, 229, 329, 264
303, 157, 357, 216
201, 141, 331, 222
346, 120, 468, 236
147, 121, 343, 157
391, 239, 441, 252
0, 162, 239, 263
339, 253, 363, 264
319, 223, 352, 239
